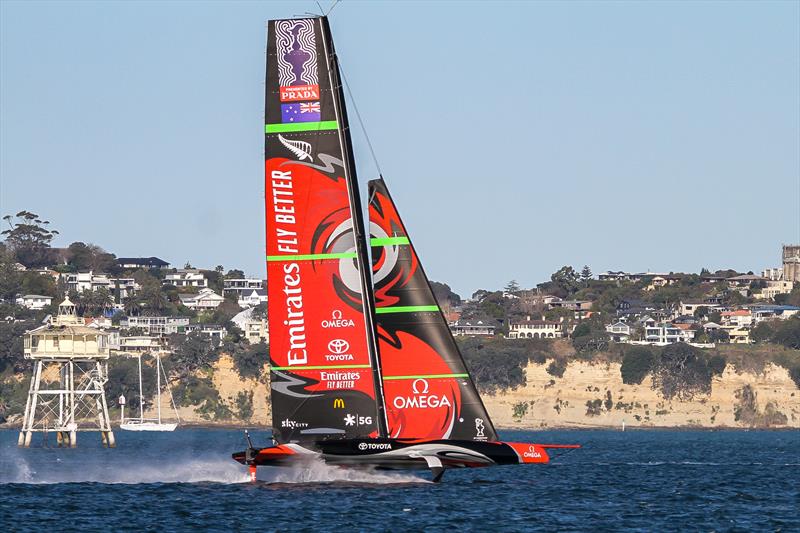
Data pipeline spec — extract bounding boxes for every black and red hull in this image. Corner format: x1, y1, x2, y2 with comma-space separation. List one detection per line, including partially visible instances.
233, 438, 578, 481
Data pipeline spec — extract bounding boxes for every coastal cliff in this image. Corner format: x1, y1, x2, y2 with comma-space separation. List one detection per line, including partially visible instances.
168, 355, 799, 429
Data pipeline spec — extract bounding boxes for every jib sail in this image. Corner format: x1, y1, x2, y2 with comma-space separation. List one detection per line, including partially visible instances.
265, 17, 385, 443
368, 178, 498, 442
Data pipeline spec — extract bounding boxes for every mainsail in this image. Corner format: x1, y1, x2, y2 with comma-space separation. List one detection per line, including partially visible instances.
264, 17, 385, 443
368, 178, 499, 442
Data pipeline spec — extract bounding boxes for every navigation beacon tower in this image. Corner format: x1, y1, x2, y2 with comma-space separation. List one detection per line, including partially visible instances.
18, 298, 115, 448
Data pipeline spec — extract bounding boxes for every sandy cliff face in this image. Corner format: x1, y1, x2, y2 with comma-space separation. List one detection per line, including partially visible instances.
168, 358, 798, 429
483, 361, 799, 429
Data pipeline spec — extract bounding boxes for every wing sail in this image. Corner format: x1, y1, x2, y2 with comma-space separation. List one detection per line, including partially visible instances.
265, 17, 383, 443
368, 178, 498, 442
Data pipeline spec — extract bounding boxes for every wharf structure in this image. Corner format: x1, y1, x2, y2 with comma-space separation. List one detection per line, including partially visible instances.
18, 298, 115, 448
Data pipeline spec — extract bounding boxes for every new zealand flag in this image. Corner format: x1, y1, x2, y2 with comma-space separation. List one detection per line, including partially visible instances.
281, 102, 321, 123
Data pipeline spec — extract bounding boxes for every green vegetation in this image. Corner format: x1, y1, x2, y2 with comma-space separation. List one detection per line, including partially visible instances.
232, 342, 268, 380
651, 343, 725, 401
235, 390, 254, 421
620, 346, 656, 385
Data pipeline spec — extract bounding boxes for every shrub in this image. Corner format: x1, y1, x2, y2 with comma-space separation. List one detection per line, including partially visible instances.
620, 346, 655, 385
546, 359, 567, 378
235, 390, 254, 421
651, 343, 715, 400
773, 318, 800, 349
707, 354, 727, 376
233, 342, 268, 380
512, 401, 529, 420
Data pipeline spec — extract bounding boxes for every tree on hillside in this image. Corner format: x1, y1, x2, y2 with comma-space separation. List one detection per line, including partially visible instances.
169, 332, 220, 378
430, 281, 461, 308
225, 269, 245, 279
132, 271, 170, 316
772, 317, 800, 349
504, 280, 521, 294
550, 266, 580, 296
66, 242, 117, 273
651, 343, 716, 400
580, 265, 592, 285
0, 251, 22, 301
2, 211, 58, 268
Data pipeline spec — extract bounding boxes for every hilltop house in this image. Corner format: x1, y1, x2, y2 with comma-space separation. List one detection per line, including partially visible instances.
548, 299, 592, 319
232, 308, 269, 344
16, 294, 53, 310
450, 318, 497, 336
116, 257, 170, 270
238, 288, 268, 308
754, 280, 794, 300
164, 269, 208, 288
750, 305, 800, 322
508, 317, 562, 339
120, 316, 190, 336
64, 271, 112, 293
184, 324, 227, 340
223, 278, 264, 298
179, 288, 223, 311
679, 300, 721, 317
605, 321, 632, 343
720, 309, 753, 328
644, 323, 694, 345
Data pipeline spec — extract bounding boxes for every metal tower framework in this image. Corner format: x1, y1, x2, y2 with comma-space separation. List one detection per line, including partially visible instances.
18, 298, 115, 448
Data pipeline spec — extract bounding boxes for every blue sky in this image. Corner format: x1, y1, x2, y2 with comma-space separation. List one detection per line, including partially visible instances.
1, 0, 798, 297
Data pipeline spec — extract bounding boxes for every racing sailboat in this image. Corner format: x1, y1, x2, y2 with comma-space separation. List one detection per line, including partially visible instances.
232, 15, 578, 482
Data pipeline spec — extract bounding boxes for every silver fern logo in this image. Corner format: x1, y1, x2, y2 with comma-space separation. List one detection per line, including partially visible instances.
278, 134, 314, 161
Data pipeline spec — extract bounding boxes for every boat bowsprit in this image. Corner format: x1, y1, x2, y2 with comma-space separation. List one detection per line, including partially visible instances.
233, 14, 579, 483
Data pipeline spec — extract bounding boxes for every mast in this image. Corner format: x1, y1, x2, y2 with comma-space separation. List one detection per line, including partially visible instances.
156, 354, 162, 424
319, 16, 388, 437
137, 354, 143, 422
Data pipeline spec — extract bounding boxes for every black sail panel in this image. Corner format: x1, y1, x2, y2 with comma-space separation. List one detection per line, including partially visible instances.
368, 178, 499, 442
264, 17, 382, 443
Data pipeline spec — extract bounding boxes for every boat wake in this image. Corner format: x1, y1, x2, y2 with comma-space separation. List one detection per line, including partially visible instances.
0, 451, 250, 485
257, 458, 430, 485
0, 450, 427, 485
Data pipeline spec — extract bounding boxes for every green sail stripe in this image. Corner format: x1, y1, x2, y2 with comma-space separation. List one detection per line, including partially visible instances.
374, 305, 440, 314
270, 364, 372, 371
266, 252, 357, 262
370, 236, 410, 246
265, 121, 339, 133
383, 373, 470, 381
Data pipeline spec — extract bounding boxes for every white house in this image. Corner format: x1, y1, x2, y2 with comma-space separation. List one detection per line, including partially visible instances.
605, 321, 632, 343
65, 271, 112, 293
644, 323, 693, 345
720, 309, 753, 328
231, 308, 269, 344
120, 316, 190, 336
164, 269, 208, 288
450, 318, 497, 336
224, 278, 264, 298
508, 317, 562, 339
184, 323, 228, 340
754, 280, 794, 300
16, 294, 53, 310
179, 288, 224, 311
238, 288, 268, 308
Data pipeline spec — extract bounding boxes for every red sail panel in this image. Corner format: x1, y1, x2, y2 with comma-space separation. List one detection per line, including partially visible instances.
368, 178, 499, 442
265, 18, 379, 443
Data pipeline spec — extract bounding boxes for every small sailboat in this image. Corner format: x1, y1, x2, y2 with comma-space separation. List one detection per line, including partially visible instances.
233, 15, 578, 482
120, 353, 179, 432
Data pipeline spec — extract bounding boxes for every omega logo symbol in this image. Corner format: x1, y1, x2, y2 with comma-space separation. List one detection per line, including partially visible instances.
332, 310, 342, 320
328, 339, 350, 354
411, 378, 429, 394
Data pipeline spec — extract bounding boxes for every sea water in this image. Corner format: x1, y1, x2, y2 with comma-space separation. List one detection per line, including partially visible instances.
0, 428, 797, 531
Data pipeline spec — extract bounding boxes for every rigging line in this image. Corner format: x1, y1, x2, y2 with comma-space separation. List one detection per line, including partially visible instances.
338, 62, 384, 178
